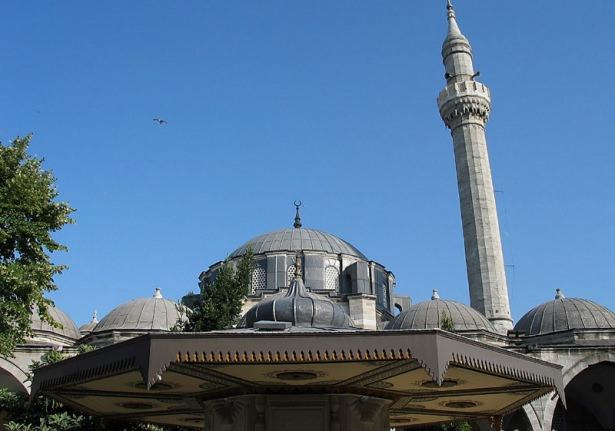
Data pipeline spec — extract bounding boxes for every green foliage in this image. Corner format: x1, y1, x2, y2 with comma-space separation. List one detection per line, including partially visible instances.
0, 135, 74, 357
181, 249, 254, 332
0, 388, 25, 414
440, 421, 473, 431
76, 344, 96, 354
439, 311, 455, 332
414, 421, 474, 431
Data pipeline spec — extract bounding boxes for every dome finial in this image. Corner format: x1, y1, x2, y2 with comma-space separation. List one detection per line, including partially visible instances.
153, 287, 163, 299
92, 310, 98, 323
555, 289, 565, 299
293, 200, 302, 228
431, 289, 440, 300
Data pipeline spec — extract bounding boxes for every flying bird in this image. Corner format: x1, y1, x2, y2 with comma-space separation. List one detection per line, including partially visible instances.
153, 118, 168, 125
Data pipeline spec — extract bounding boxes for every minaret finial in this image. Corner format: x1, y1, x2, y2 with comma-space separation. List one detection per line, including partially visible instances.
445, 0, 463, 38
293, 200, 302, 228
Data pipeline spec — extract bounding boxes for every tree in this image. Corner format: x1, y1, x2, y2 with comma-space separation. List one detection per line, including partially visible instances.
439, 311, 455, 332
181, 249, 254, 332
0, 136, 74, 357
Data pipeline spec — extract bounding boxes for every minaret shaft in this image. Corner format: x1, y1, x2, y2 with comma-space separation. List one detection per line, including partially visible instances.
451, 122, 510, 330
437, 2, 513, 333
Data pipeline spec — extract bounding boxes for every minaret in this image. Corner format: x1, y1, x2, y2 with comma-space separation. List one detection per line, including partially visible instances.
437, 1, 513, 333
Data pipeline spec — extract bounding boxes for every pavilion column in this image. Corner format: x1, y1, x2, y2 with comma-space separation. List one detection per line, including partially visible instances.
203, 394, 391, 431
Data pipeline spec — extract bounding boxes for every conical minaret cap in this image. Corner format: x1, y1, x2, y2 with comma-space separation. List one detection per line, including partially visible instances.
443, 0, 469, 47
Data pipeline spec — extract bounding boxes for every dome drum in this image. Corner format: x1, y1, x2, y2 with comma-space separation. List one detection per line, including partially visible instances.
201, 249, 396, 315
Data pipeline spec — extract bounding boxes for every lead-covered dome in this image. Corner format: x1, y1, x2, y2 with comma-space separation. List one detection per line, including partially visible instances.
229, 228, 367, 260
514, 289, 615, 336
386, 290, 495, 332
93, 288, 187, 333
242, 263, 354, 329
31, 303, 80, 341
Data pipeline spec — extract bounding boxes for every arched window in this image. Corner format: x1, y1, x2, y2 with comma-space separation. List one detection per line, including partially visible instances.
251, 266, 266, 293
287, 265, 296, 285
394, 303, 403, 316
325, 266, 340, 290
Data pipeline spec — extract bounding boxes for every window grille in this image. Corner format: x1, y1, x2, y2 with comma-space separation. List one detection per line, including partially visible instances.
325, 266, 340, 290
251, 266, 266, 293
287, 265, 296, 285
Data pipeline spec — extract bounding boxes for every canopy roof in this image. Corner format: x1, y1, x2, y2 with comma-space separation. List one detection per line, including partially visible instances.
33, 330, 564, 429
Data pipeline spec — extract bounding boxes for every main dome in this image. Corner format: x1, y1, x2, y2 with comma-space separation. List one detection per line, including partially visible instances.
514, 289, 615, 336
229, 227, 367, 260
386, 290, 495, 332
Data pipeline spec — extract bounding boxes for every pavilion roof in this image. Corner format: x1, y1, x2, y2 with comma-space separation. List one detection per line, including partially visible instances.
32, 329, 564, 428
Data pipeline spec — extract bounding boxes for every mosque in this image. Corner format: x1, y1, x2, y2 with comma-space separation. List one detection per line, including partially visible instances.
3, 2, 615, 431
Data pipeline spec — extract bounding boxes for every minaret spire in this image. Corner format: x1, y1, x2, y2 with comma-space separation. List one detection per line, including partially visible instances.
437, 3, 513, 333
445, 0, 463, 38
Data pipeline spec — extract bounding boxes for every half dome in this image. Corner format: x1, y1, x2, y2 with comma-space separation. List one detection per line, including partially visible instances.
31, 303, 80, 341
514, 289, 615, 336
93, 288, 187, 333
386, 290, 495, 332
229, 228, 367, 260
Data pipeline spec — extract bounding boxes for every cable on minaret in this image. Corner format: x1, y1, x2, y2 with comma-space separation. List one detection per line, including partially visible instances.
293, 201, 302, 228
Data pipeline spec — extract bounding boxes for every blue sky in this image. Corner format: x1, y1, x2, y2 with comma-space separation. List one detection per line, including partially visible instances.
1, 1, 614, 326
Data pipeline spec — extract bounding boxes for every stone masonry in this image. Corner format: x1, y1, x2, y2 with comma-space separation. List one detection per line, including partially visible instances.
437, 2, 512, 333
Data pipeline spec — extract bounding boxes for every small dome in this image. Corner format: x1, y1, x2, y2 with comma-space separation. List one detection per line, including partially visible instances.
386, 290, 495, 332
93, 288, 187, 333
229, 228, 367, 260
79, 311, 99, 334
514, 290, 615, 336
242, 266, 354, 329
31, 303, 80, 340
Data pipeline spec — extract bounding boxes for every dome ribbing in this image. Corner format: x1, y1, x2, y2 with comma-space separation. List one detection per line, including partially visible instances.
386, 290, 495, 332
514, 290, 615, 336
